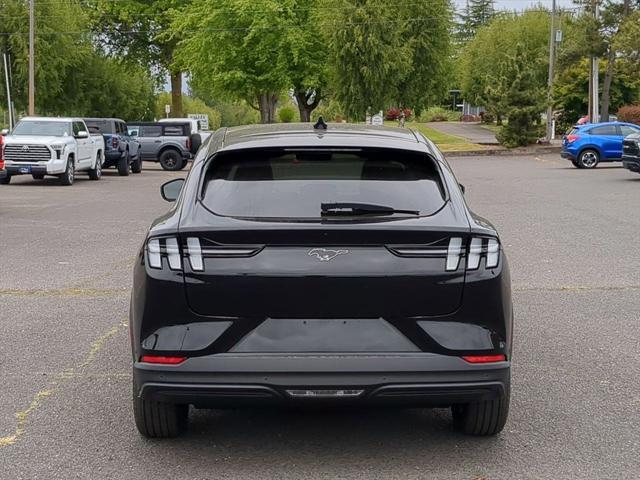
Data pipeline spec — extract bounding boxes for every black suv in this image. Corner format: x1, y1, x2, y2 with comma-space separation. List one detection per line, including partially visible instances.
130, 122, 513, 438
622, 133, 640, 174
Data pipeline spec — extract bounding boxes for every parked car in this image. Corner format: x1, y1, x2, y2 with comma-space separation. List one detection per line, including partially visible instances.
83, 118, 142, 176
130, 122, 513, 438
158, 117, 213, 143
0, 117, 104, 186
622, 132, 640, 174
561, 121, 640, 168
127, 122, 195, 171
0, 134, 6, 181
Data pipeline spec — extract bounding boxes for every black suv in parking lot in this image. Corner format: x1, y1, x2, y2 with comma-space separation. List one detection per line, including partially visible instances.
622, 133, 640, 174
130, 122, 513, 438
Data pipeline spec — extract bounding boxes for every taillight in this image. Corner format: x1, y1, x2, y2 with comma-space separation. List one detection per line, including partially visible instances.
462, 354, 506, 363
446, 236, 500, 271
146, 237, 182, 271
140, 355, 186, 365
566, 134, 579, 143
186, 137, 191, 151
0, 135, 4, 168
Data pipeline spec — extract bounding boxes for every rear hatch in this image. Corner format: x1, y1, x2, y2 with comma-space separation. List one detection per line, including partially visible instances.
182, 147, 469, 319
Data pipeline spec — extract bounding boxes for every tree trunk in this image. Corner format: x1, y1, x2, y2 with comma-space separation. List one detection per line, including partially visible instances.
600, 49, 615, 123
294, 89, 321, 122
258, 92, 278, 123
496, 114, 503, 126
170, 71, 183, 118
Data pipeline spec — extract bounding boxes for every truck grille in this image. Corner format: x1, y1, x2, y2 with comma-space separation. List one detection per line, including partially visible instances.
4, 144, 52, 162
622, 140, 639, 156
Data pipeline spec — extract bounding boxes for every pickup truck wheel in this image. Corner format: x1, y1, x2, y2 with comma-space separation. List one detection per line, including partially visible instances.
0, 175, 11, 185
452, 387, 510, 436
32, 173, 45, 180
577, 149, 599, 169
133, 382, 188, 438
131, 152, 143, 174
159, 150, 184, 171
88, 153, 102, 180
59, 158, 75, 186
117, 152, 130, 176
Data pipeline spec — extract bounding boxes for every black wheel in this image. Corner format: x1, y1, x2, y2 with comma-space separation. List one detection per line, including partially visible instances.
131, 150, 143, 174
452, 388, 510, 436
88, 153, 102, 180
159, 150, 184, 171
59, 157, 75, 186
117, 151, 130, 176
32, 173, 45, 180
133, 382, 188, 438
577, 149, 599, 169
0, 175, 11, 185
178, 160, 189, 170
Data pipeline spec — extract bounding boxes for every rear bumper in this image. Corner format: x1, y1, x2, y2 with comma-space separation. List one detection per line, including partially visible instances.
560, 151, 575, 160
134, 353, 510, 408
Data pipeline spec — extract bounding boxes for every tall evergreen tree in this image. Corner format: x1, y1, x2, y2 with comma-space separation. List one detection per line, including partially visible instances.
457, 0, 496, 43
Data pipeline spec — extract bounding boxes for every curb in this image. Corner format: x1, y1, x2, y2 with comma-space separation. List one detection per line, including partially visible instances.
445, 145, 562, 158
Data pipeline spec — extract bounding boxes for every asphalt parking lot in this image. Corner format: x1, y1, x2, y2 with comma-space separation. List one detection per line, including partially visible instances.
0, 156, 638, 479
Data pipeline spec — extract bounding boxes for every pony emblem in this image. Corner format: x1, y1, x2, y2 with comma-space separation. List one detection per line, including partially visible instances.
308, 248, 349, 262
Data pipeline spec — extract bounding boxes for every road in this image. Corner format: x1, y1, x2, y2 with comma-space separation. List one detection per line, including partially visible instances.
1, 156, 639, 479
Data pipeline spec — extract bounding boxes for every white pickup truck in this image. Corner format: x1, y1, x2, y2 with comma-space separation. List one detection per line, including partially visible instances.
0, 117, 105, 186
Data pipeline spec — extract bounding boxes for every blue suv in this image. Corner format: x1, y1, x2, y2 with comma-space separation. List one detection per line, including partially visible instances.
561, 121, 640, 169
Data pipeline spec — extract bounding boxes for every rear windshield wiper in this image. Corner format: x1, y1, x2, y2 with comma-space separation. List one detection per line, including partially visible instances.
321, 202, 420, 216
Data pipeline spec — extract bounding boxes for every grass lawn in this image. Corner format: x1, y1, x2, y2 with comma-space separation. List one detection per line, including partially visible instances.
382, 121, 485, 152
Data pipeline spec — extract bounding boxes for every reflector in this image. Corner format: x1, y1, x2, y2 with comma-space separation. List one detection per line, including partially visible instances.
462, 354, 506, 363
140, 355, 186, 365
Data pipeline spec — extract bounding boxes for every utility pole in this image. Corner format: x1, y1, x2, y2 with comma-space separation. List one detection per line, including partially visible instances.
3, 54, 14, 129
545, 0, 556, 142
28, 0, 35, 115
590, 0, 599, 122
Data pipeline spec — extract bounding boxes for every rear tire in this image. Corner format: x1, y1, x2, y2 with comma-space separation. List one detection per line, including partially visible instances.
159, 150, 184, 171
133, 382, 188, 438
32, 173, 45, 180
577, 149, 599, 169
452, 388, 510, 436
0, 175, 11, 185
117, 151, 130, 176
88, 153, 102, 180
571, 159, 580, 168
59, 157, 75, 186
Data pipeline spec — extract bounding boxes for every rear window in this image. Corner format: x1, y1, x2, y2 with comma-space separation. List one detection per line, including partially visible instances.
84, 120, 114, 133
201, 149, 446, 219
163, 125, 188, 136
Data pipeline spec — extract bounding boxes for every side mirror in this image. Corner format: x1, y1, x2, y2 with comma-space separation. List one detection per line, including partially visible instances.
161, 178, 185, 202
76, 130, 89, 139
190, 133, 202, 155
459, 183, 466, 194
1, 128, 9, 135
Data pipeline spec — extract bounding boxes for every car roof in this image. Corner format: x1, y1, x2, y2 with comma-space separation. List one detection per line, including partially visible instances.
19, 116, 77, 123
84, 117, 126, 122
577, 121, 639, 129
217, 123, 430, 153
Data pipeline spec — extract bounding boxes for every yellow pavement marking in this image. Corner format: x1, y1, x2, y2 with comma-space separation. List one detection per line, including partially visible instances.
0, 322, 126, 448
0, 288, 128, 298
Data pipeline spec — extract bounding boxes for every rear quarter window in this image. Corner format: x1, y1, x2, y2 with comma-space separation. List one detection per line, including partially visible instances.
163, 125, 188, 136
201, 148, 446, 219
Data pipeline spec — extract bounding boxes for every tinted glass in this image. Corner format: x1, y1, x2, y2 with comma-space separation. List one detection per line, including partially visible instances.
202, 149, 446, 219
620, 125, 640, 136
590, 125, 618, 135
163, 125, 187, 136
72, 122, 85, 135
84, 119, 114, 133
12, 121, 71, 136
141, 125, 162, 137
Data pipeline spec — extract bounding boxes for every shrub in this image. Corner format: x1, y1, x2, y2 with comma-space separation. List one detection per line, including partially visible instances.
312, 99, 345, 123
278, 106, 297, 123
385, 108, 413, 121
418, 107, 461, 122
496, 109, 543, 148
617, 105, 640, 125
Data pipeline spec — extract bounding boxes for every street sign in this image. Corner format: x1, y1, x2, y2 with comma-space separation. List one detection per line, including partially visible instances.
188, 113, 209, 130
371, 111, 384, 126
164, 104, 171, 117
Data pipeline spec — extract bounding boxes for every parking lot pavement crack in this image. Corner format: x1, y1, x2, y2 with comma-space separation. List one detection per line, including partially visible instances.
0, 288, 128, 298
0, 322, 126, 448
514, 285, 640, 292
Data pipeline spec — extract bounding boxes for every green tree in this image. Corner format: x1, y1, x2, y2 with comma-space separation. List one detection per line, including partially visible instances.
175, 0, 325, 123
457, 0, 496, 44
88, 0, 189, 117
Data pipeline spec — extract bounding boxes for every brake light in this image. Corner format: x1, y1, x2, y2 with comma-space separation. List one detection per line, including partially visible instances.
466, 237, 500, 270
0, 135, 4, 168
140, 355, 186, 365
146, 237, 182, 271
186, 137, 191, 151
462, 354, 506, 363
566, 134, 579, 143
